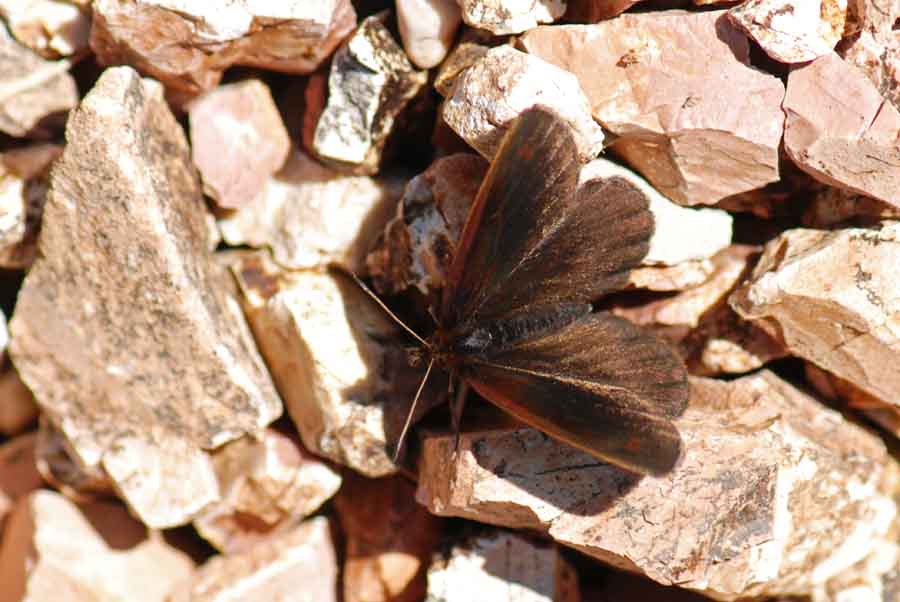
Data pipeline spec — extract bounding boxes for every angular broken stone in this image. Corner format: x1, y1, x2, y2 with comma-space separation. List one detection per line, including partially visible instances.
0, 25, 78, 138
417, 371, 897, 600
90, 0, 357, 101
443, 45, 604, 162
232, 252, 436, 477
520, 11, 785, 205
782, 52, 900, 208
628, 259, 716, 292
839, 0, 900, 112
0, 143, 61, 269
727, 0, 847, 63
731, 221, 900, 406
457, 0, 566, 34
0, 0, 91, 59
334, 473, 443, 602
0, 490, 195, 602
310, 14, 427, 175
564, 0, 643, 22
367, 153, 486, 296
9, 67, 282, 528
397, 0, 462, 69
433, 30, 503, 98
169, 516, 337, 602
0, 434, 43, 526
35, 417, 114, 499
195, 429, 342, 554
189, 80, 290, 210
687, 308, 786, 376
803, 186, 900, 228
218, 149, 403, 274
427, 531, 580, 602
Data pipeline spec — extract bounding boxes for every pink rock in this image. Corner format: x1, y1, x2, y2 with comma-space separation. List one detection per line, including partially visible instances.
189, 80, 290, 209
782, 52, 900, 207
520, 11, 785, 205
397, 0, 462, 69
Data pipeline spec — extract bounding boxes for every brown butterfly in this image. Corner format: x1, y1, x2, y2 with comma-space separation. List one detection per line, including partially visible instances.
364, 106, 689, 475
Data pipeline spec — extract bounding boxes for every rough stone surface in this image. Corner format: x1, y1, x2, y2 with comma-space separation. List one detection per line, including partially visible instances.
0, 369, 38, 436
397, 0, 462, 69
8, 67, 282, 528
803, 187, 900, 228
727, 0, 847, 63
90, 0, 357, 100
628, 259, 716, 292
0, 434, 43, 526
427, 531, 580, 602
0, 143, 60, 269
782, 52, 900, 208
520, 11, 785, 205
169, 516, 337, 602
335, 473, 443, 602
218, 149, 403, 273
34, 417, 114, 499
311, 14, 427, 175
232, 252, 435, 477
433, 31, 500, 98
0, 0, 90, 59
0, 25, 77, 138
417, 371, 897, 600
457, 0, 566, 34
839, 0, 900, 112
731, 221, 900, 406
195, 429, 342, 554
0, 490, 195, 602
443, 45, 604, 163
189, 80, 290, 210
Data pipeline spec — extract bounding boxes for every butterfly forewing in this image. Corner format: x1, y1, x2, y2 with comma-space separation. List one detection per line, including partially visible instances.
440, 108, 653, 332
462, 312, 688, 475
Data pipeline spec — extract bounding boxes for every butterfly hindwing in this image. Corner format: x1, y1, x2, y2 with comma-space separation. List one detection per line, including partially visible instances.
461, 312, 688, 475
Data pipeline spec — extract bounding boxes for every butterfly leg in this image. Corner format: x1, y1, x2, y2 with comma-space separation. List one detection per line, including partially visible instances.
449, 376, 469, 455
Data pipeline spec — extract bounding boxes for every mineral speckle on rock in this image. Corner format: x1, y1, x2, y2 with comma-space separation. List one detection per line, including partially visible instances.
417, 372, 898, 600
310, 14, 427, 175
8, 67, 281, 528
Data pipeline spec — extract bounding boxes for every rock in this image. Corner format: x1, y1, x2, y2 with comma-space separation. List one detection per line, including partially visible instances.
0, 490, 194, 602
520, 11, 785, 205
0, 368, 38, 436
231, 252, 437, 477
628, 260, 716, 292
802, 187, 900, 228
189, 80, 290, 210
367, 153, 486, 296
730, 221, 900, 406
782, 52, 900, 208
195, 429, 342, 554
417, 371, 897, 600
397, 0, 462, 69
90, 0, 356, 101
727, 0, 847, 63
433, 31, 503, 97
442, 45, 604, 162
687, 309, 787, 376
0, 143, 60, 269
8, 67, 282, 528
34, 417, 114, 499
168, 516, 337, 602
581, 159, 733, 266
0, 0, 91, 59
218, 149, 403, 273
334, 473, 443, 602
427, 531, 580, 602
310, 14, 427, 175
0, 434, 43, 526
839, 0, 900, 111
0, 25, 77, 138
564, 0, 644, 22
457, 0, 566, 34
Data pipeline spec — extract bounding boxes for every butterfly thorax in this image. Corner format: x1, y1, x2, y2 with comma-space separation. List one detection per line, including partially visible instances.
431, 302, 592, 367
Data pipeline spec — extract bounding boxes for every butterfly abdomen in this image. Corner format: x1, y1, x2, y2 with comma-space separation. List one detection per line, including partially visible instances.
452, 302, 590, 356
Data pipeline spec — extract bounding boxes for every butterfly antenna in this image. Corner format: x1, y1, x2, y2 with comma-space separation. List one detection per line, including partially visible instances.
394, 356, 435, 462
347, 271, 429, 348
